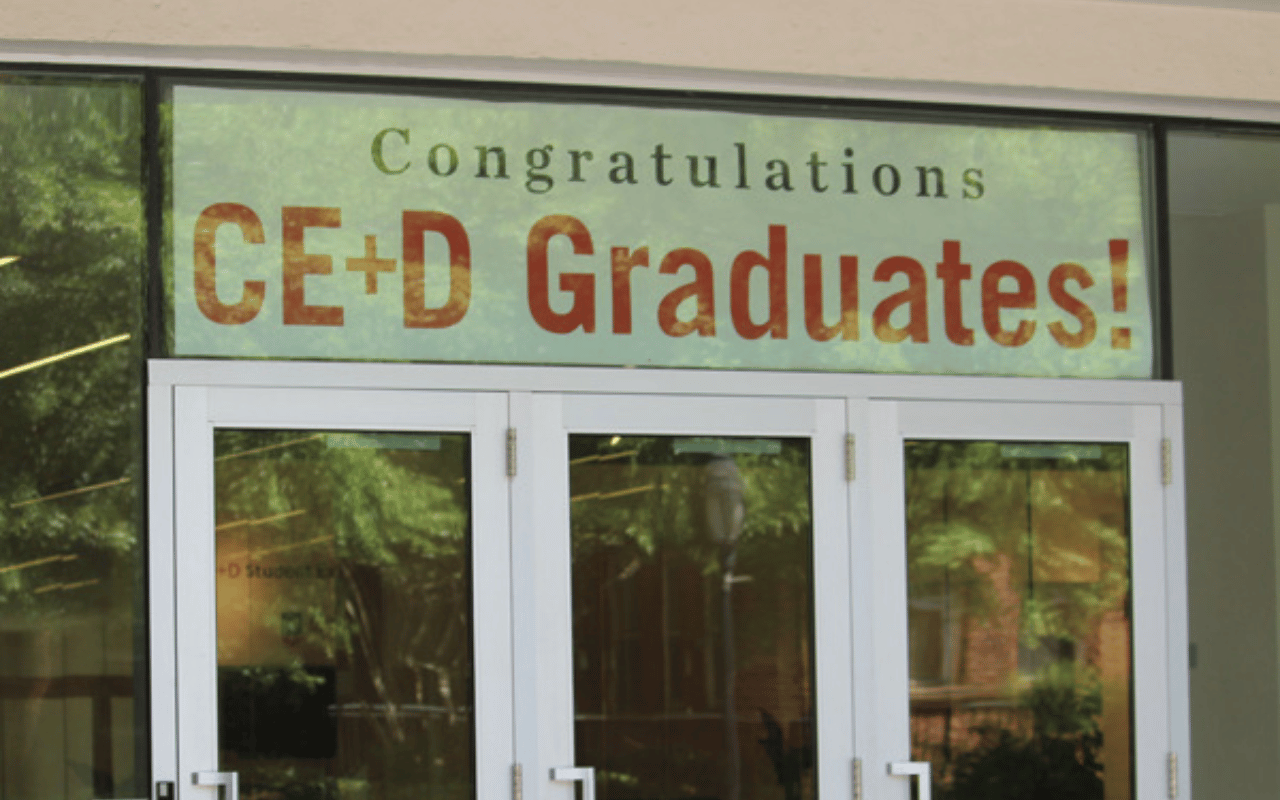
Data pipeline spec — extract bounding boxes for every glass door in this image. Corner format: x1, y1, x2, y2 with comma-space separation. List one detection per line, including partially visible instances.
861, 400, 1171, 800
149, 366, 1186, 800
515, 393, 854, 800
161, 386, 512, 800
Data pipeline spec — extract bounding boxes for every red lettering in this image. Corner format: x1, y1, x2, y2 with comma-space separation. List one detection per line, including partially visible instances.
803, 254, 858, 341
282, 206, 343, 326
657, 248, 716, 337
611, 247, 650, 334
403, 211, 471, 329
1047, 262, 1097, 348
193, 203, 266, 325
527, 215, 596, 334
936, 240, 975, 346
872, 256, 929, 343
730, 225, 788, 339
1110, 239, 1132, 350
981, 260, 1036, 347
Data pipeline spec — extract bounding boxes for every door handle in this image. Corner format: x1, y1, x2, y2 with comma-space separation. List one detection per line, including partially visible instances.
552, 766, 595, 800
193, 771, 239, 800
888, 761, 930, 800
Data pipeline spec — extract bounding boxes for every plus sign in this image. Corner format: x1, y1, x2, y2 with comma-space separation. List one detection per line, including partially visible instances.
347, 234, 397, 294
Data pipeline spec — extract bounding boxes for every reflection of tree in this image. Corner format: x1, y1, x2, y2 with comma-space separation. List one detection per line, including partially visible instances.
569, 435, 815, 800
0, 78, 144, 618
0, 77, 145, 800
906, 441, 1130, 800
213, 432, 473, 800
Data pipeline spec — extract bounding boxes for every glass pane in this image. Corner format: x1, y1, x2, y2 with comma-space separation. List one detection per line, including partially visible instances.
570, 435, 815, 800
214, 430, 474, 800
0, 76, 145, 800
168, 80, 1153, 381
905, 441, 1132, 800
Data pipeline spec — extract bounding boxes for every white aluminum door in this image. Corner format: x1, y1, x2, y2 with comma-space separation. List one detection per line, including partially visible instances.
151, 384, 512, 800
514, 392, 853, 800
859, 399, 1175, 800
147, 362, 1187, 800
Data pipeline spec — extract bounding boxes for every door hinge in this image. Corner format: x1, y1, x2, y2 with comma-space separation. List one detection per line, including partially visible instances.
845, 433, 856, 482
507, 428, 518, 478
852, 757, 862, 800
1162, 437, 1173, 486
1168, 751, 1178, 798
513, 763, 523, 800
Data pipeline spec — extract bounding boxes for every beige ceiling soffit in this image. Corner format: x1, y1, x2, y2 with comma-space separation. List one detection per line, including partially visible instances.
3, 40, 1280, 124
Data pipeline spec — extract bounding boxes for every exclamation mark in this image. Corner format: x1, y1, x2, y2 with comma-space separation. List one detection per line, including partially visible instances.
1110, 239, 1131, 350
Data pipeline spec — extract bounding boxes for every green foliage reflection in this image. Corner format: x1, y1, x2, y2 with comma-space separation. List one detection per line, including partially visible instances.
570, 435, 815, 800
0, 75, 145, 800
906, 441, 1131, 800
213, 430, 473, 800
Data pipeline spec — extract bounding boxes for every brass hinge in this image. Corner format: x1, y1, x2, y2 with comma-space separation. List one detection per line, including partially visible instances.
1162, 438, 1173, 486
845, 434, 856, 482
852, 758, 863, 800
513, 763, 523, 800
507, 428, 518, 478
1168, 751, 1178, 798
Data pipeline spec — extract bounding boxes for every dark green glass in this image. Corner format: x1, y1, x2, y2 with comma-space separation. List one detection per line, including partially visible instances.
0, 75, 146, 800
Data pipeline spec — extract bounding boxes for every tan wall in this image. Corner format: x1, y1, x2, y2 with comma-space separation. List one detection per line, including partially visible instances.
6, 0, 1280, 107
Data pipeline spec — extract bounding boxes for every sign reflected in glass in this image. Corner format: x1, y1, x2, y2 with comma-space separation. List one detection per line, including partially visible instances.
213, 429, 474, 800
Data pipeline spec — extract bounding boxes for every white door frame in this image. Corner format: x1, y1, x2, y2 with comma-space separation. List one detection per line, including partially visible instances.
148, 376, 512, 800
514, 392, 853, 800
147, 359, 1189, 800
860, 399, 1176, 800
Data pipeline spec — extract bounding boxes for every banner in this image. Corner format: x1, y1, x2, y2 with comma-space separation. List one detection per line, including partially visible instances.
171, 85, 1153, 378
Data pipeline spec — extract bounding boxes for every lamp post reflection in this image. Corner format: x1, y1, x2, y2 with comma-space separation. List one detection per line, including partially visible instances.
705, 455, 745, 800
